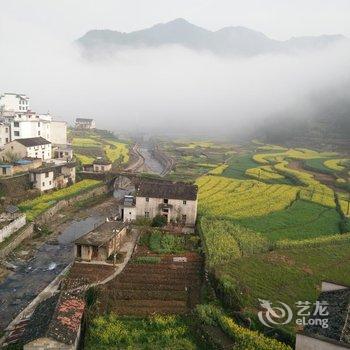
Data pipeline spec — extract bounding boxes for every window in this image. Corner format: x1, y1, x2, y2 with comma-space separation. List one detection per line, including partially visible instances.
38, 131, 41, 136
42, 182, 45, 187
14, 131, 20, 136
2, 168, 6, 175
14, 122, 19, 127
146, 197, 149, 202
38, 122, 40, 127
183, 200, 187, 205
45, 172, 49, 178
163, 198, 168, 204
182, 215, 187, 223
163, 208, 169, 213
5, 128, 8, 133
145, 212, 150, 218
5, 138, 8, 143
49, 181, 52, 185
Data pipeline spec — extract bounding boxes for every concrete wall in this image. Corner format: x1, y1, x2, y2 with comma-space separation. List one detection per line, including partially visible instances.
0, 214, 26, 243
75, 227, 127, 262
31, 171, 55, 191
0, 140, 27, 161
50, 121, 67, 145
123, 207, 137, 222
26, 143, 51, 160
296, 333, 350, 350
0, 123, 10, 146
321, 281, 350, 292
0, 223, 34, 259
135, 196, 197, 226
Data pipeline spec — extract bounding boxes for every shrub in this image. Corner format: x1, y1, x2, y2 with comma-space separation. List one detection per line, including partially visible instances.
196, 304, 292, 350
151, 214, 167, 227
148, 230, 184, 253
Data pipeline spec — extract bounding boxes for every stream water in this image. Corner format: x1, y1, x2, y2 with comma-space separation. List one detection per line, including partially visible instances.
139, 147, 164, 174
0, 215, 104, 329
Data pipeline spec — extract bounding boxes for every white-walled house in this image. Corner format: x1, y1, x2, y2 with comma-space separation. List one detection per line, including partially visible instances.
29, 162, 76, 192
75, 118, 96, 129
0, 137, 52, 161
0, 93, 30, 113
120, 179, 198, 226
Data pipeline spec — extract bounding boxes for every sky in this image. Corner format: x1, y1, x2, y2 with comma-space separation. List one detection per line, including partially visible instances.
1, 0, 350, 41
0, 0, 349, 135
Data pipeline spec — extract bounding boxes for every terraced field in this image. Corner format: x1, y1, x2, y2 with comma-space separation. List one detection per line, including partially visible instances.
69, 129, 130, 166
100, 248, 202, 316
196, 142, 350, 337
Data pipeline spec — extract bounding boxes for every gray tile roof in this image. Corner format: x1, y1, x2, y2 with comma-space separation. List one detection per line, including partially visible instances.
20, 290, 85, 346
304, 289, 350, 344
74, 221, 126, 247
16, 137, 51, 147
136, 179, 198, 201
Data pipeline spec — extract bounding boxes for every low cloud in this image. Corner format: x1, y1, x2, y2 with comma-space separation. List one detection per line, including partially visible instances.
1, 20, 349, 137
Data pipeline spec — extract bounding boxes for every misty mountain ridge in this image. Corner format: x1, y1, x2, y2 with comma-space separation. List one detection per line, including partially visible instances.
77, 18, 346, 57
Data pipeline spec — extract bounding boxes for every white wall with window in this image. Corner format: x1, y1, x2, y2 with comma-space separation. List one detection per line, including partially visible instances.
30, 171, 55, 191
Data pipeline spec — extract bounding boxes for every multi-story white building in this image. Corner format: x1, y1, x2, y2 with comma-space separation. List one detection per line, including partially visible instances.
9, 112, 51, 141
0, 93, 68, 147
0, 93, 30, 113
0, 137, 52, 161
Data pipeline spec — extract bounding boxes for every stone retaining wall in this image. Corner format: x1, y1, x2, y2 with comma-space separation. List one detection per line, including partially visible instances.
0, 223, 34, 259
0, 214, 26, 243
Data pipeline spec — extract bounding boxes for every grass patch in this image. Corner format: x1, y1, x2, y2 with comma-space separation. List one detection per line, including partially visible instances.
221, 154, 258, 179
18, 180, 102, 221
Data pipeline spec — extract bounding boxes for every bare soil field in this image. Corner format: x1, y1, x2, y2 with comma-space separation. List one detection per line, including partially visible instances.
98, 246, 203, 316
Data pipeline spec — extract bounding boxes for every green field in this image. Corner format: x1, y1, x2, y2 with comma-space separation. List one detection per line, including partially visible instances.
85, 315, 199, 350
195, 141, 350, 338
18, 179, 102, 220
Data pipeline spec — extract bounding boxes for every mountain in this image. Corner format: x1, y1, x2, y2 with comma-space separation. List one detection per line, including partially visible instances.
76, 18, 346, 57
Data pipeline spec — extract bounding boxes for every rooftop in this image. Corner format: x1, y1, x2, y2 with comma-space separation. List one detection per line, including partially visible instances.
303, 287, 350, 344
74, 221, 126, 247
20, 290, 85, 346
135, 178, 198, 201
15, 137, 51, 147
30, 161, 76, 174
93, 158, 112, 165
76, 118, 94, 122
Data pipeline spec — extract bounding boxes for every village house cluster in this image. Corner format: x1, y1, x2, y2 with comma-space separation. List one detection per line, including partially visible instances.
0, 92, 79, 192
